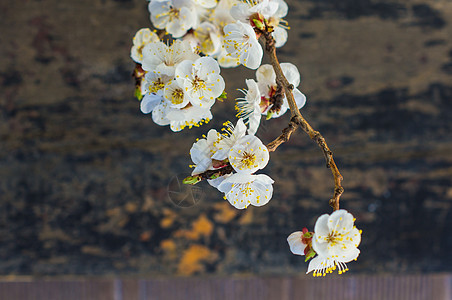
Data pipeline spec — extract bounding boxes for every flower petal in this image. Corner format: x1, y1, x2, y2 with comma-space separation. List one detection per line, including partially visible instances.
196, 56, 221, 79
306, 255, 334, 275
328, 209, 354, 233
338, 247, 360, 263
287, 231, 306, 256
151, 101, 171, 126
256, 64, 276, 86
175, 60, 194, 87
293, 88, 306, 109
248, 175, 273, 206
229, 135, 269, 174
207, 174, 231, 188
273, 26, 288, 48
241, 40, 263, 70
281, 63, 300, 87
314, 213, 330, 237
312, 232, 330, 258
140, 93, 162, 114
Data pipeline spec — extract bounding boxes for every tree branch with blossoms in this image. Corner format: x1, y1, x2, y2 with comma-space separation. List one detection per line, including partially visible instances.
129, 0, 361, 277
259, 28, 344, 211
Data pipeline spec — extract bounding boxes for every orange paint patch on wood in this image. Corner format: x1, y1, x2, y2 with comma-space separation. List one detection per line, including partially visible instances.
213, 202, 237, 223
174, 214, 213, 240
139, 231, 152, 242
124, 202, 138, 213
177, 244, 217, 276
239, 208, 254, 225
160, 209, 176, 229
160, 239, 176, 252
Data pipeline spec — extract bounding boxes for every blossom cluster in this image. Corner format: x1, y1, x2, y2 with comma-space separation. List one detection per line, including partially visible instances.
130, 0, 363, 277
287, 209, 362, 276
132, 34, 226, 131
130, 0, 293, 131
236, 62, 306, 134
188, 119, 274, 209
147, 0, 289, 69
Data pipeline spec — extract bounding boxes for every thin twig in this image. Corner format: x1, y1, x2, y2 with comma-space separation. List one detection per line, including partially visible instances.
266, 116, 298, 152
183, 27, 344, 211
261, 30, 344, 211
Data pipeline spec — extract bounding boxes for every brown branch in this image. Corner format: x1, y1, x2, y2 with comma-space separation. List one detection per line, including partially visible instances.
183, 27, 344, 211
266, 116, 298, 152
261, 30, 344, 211
199, 165, 234, 180
157, 29, 166, 39
183, 165, 234, 185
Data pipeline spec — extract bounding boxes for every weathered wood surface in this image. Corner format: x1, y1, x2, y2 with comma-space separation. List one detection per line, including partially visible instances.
0, 275, 450, 300
0, 0, 451, 275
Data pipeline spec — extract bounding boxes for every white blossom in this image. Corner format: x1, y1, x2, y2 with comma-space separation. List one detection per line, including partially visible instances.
131, 28, 160, 63
193, 0, 218, 9
216, 47, 241, 68
163, 80, 190, 109
140, 71, 172, 114
190, 22, 223, 56
142, 71, 173, 95
230, 0, 279, 23
223, 21, 263, 69
189, 130, 216, 175
235, 79, 262, 135
307, 209, 362, 276
211, 0, 236, 25
141, 91, 212, 132
165, 103, 212, 131
228, 135, 269, 174
189, 129, 233, 187
256, 63, 306, 118
207, 174, 231, 188
212, 119, 247, 160
141, 40, 199, 77
268, 0, 289, 47
187, 119, 248, 174
141, 91, 164, 116
218, 173, 274, 209
175, 56, 225, 108
272, 26, 288, 48
209, 0, 238, 68
149, 0, 197, 38
272, 0, 288, 19
287, 231, 307, 256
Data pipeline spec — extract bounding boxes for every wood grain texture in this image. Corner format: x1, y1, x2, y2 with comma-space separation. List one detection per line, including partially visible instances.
0, 0, 451, 276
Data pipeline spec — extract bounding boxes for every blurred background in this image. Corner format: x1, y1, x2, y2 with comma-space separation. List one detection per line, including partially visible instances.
0, 0, 451, 298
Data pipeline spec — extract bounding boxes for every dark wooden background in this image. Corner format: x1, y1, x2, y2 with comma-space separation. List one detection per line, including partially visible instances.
0, 0, 451, 276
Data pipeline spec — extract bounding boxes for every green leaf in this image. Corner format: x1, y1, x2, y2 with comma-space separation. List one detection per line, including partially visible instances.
208, 173, 220, 180
135, 86, 143, 101
182, 175, 200, 185
303, 232, 313, 239
253, 19, 265, 31
218, 91, 227, 100
305, 249, 316, 262
266, 111, 273, 120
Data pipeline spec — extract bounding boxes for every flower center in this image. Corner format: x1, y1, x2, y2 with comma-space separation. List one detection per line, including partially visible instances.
170, 88, 184, 105
137, 45, 145, 57
192, 76, 206, 92
169, 7, 180, 21
149, 78, 165, 93
326, 230, 345, 246
241, 151, 256, 168
240, 183, 254, 197
194, 29, 215, 54
242, 0, 261, 7
156, 7, 180, 23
